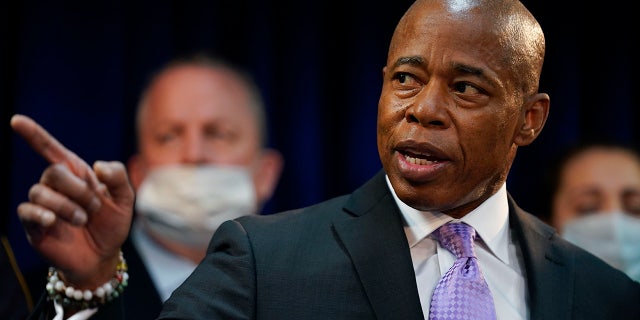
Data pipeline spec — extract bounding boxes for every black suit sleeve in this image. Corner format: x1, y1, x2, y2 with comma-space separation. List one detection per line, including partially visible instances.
158, 220, 256, 320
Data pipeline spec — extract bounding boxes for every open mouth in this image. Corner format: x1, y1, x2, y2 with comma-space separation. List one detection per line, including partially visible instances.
402, 151, 443, 165
398, 150, 445, 166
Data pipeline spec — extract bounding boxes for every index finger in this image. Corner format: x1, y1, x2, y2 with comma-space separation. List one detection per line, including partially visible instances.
11, 114, 100, 188
11, 114, 77, 165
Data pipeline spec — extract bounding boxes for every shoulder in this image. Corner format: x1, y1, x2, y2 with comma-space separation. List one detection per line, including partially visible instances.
508, 194, 639, 285
235, 170, 390, 232
236, 193, 352, 232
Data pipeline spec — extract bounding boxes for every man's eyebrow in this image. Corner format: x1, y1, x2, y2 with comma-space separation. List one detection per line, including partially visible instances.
453, 62, 483, 76
393, 56, 425, 68
452, 62, 498, 89
394, 57, 485, 77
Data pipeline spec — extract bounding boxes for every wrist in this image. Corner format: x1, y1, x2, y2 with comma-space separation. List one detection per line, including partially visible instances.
46, 250, 128, 311
60, 251, 123, 289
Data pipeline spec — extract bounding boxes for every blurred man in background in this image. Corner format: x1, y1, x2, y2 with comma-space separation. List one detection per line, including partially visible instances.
548, 141, 640, 281
10, 53, 283, 320
121, 53, 283, 319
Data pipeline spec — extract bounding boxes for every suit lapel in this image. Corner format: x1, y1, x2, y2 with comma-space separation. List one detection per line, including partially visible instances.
334, 174, 576, 319
333, 171, 424, 320
508, 195, 574, 320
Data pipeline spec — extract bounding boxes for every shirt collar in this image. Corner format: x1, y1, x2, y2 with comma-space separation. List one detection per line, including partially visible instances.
385, 175, 511, 263
131, 221, 198, 301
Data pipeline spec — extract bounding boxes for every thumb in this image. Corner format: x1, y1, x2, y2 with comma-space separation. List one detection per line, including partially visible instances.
93, 160, 135, 209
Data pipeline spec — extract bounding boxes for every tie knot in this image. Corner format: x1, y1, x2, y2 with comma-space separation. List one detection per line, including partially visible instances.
432, 222, 476, 259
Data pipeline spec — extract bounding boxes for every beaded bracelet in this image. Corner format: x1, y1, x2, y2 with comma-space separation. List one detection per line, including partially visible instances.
45, 251, 129, 310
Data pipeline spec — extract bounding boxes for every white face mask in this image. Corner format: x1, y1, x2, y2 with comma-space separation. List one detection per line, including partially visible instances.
135, 164, 257, 249
561, 211, 640, 282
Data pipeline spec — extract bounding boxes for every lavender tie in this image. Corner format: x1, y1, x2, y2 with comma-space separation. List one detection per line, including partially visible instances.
429, 222, 496, 320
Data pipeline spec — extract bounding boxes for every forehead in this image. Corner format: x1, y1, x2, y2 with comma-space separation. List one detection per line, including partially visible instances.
389, 1, 513, 75
562, 149, 640, 189
142, 65, 257, 126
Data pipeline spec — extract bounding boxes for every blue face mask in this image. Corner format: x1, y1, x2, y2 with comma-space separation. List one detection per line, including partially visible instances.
562, 211, 640, 282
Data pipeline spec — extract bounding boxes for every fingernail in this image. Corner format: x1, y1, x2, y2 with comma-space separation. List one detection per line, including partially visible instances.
72, 210, 87, 225
40, 210, 55, 226
94, 161, 111, 175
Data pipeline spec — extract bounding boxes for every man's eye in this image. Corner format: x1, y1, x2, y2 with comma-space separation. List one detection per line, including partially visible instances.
392, 73, 419, 87
453, 82, 480, 94
156, 132, 178, 144
397, 73, 409, 84
205, 127, 235, 141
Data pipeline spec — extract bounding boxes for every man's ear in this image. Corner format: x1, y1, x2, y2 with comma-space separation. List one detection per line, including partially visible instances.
127, 154, 144, 191
514, 93, 550, 146
253, 148, 284, 205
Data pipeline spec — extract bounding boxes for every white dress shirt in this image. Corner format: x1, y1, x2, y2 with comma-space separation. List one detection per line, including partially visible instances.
131, 220, 198, 302
386, 175, 529, 320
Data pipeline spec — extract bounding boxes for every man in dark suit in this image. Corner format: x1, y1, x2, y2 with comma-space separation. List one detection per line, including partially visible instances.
118, 54, 283, 319
11, 54, 283, 320
11, 0, 640, 319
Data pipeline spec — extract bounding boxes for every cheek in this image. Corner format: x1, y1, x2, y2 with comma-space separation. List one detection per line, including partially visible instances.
144, 148, 182, 166
376, 112, 395, 139
455, 116, 515, 183
457, 117, 497, 153
206, 141, 260, 165
552, 193, 580, 227
378, 93, 408, 128
553, 208, 576, 230
463, 112, 514, 152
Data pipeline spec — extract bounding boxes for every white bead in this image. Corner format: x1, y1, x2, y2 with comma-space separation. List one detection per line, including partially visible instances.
103, 282, 113, 294
43, 253, 128, 308
65, 287, 75, 298
95, 287, 105, 298
55, 281, 65, 291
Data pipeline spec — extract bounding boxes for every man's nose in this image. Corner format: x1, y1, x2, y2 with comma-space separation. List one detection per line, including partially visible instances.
181, 134, 209, 164
405, 82, 452, 129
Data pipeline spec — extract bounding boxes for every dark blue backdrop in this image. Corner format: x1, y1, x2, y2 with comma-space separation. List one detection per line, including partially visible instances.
2, 1, 639, 273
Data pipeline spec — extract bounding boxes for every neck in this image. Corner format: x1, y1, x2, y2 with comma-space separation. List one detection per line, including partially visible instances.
147, 232, 207, 264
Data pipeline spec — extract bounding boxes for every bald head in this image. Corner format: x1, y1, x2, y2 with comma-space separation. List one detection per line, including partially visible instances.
127, 55, 283, 208
392, 0, 545, 96
137, 56, 268, 149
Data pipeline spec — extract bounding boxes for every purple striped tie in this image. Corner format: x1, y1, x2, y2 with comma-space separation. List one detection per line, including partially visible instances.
429, 222, 496, 320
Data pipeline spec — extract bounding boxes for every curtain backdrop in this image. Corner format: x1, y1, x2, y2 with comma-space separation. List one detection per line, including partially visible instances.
3, 0, 638, 272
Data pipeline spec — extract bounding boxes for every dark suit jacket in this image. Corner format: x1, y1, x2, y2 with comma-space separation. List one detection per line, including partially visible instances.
119, 236, 164, 319
157, 170, 640, 319
30, 170, 640, 319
